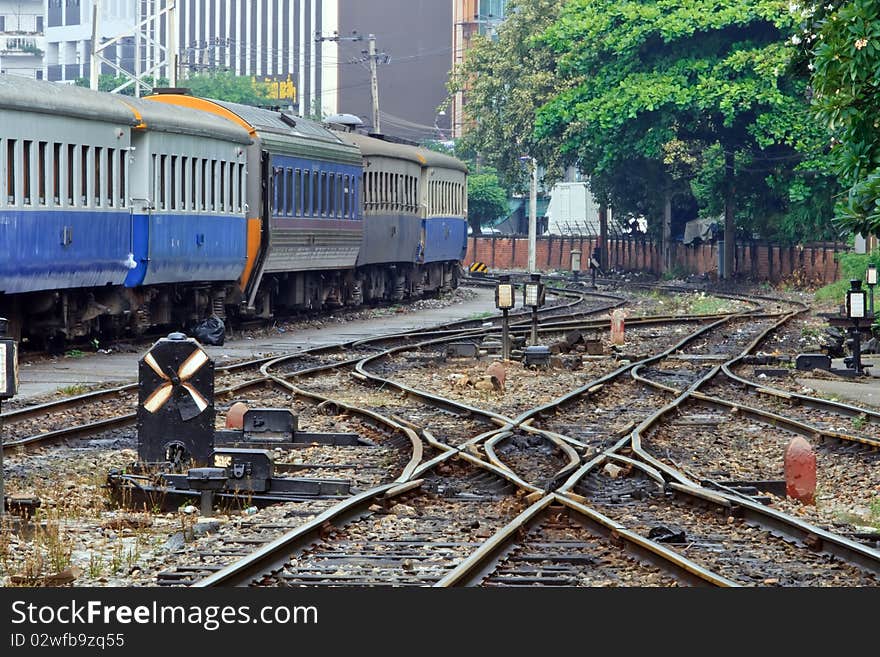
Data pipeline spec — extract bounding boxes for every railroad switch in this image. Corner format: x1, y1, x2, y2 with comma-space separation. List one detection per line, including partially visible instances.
113, 340, 357, 513
216, 408, 363, 447
446, 342, 479, 359
795, 353, 831, 372
185, 468, 228, 518
523, 346, 552, 368
137, 332, 215, 467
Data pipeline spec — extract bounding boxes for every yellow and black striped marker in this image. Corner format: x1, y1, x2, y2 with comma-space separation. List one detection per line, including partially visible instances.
469, 262, 489, 274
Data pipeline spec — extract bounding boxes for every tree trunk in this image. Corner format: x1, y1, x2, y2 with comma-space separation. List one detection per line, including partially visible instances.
662, 190, 672, 274
598, 203, 608, 270
723, 150, 736, 280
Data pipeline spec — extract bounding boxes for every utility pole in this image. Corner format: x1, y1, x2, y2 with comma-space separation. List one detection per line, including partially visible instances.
528, 158, 538, 273
368, 34, 381, 134
315, 31, 363, 119
90, 1, 101, 90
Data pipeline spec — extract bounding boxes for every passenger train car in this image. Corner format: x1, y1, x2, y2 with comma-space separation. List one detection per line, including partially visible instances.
0, 76, 468, 343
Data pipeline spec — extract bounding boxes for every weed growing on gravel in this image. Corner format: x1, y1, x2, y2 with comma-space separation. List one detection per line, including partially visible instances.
109, 541, 125, 574
58, 384, 88, 396
87, 551, 104, 578
0, 518, 12, 575
852, 415, 867, 431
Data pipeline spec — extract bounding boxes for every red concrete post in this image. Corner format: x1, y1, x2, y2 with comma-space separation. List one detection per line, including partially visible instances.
226, 401, 249, 429
784, 436, 816, 505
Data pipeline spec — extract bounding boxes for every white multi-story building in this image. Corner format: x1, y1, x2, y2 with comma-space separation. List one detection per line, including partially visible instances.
45, 0, 137, 83
0, 0, 47, 79
43, 1, 338, 116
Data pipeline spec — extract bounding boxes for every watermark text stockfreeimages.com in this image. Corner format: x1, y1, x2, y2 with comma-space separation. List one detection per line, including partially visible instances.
10, 600, 317, 632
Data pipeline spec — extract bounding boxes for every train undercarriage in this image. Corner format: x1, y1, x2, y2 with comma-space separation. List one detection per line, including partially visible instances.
0, 261, 462, 348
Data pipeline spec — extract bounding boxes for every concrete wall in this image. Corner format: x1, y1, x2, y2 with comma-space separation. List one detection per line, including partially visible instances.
337, 0, 452, 140
464, 236, 846, 285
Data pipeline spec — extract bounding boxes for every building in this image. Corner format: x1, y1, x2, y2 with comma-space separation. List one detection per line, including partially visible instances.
33, 1, 454, 133
452, 0, 506, 138
336, 0, 453, 141
0, 0, 46, 79
44, 1, 337, 117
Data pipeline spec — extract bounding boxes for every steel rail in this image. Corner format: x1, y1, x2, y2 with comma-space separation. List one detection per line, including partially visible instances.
436, 455, 738, 588
1, 375, 276, 454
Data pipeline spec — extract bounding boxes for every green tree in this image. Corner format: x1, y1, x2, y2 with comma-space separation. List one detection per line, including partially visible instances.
449, 0, 564, 191
180, 71, 272, 106
534, 0, 840, 270
75, 74, 169, 96
811, 0, 880, 236
468, 172, 509, 235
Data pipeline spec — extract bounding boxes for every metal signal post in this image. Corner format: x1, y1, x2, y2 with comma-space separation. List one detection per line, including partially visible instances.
0, 317, 19, 518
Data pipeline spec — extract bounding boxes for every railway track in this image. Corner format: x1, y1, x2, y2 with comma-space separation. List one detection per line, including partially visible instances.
8, 276, 880, 588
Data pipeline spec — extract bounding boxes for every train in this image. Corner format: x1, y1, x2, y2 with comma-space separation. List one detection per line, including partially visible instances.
0, 76, 468, 345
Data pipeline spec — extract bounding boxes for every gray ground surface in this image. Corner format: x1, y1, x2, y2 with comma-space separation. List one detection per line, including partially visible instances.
16, 287, 497, 399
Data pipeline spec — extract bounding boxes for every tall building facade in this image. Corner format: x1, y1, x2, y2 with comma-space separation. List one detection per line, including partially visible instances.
336, 0, 453, 141
17, 1, 458, 134
452, 0, 506, 138
43, 1, 337, 116
0, 0, 47, 79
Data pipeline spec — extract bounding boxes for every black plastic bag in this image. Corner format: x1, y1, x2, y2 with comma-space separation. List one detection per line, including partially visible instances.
192, 316, 226, 346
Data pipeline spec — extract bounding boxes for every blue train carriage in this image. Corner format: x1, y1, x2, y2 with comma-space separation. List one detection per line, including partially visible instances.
0, 76, 139, 340
335, 131, 424, 302
336, 131, 468, 300
120, 96, 252, 329
419, 148, 468, 289
146, 93, 364, 315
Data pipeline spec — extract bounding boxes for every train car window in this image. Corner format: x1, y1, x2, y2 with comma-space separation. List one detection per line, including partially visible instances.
283, 168, 291, 216
170, 155, 178, 211
294, 168, 302, 215
342, 175, 348, 218
335, 174, 342, 218
190, 159, 197, 211
158, 154, 167, 210
85, 146, 94, 208
210, 160, 217, 212
107, 148, 116, 208
94, 147, 104, 207
234, 163, 240, 213
302, 170, 311, 215
180, 156, 188, 211
0, 139, 6, 208
318, 171, 325, 216
22, 140, 32, 206
314, 171, 321, 216
67, 144, 76, 206
328, 171, 334, 216
119, 149, 127, 208
199, 159, 206, 212
219, 161, 226, 212
36, 141, 47, 206
4, 139, 15, 206
52, 143, 61, 206
227, 162, 234, 212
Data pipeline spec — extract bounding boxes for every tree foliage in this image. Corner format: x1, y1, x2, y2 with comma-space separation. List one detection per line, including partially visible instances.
811, 0, 880, 236
75, 74, 169, 96
180, 72, 273, 106
533, 0, 840, 242
455, 0, 842, 243
449, 0, 564, 192
467, 172, 509, 235
75, 71, 272, 106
